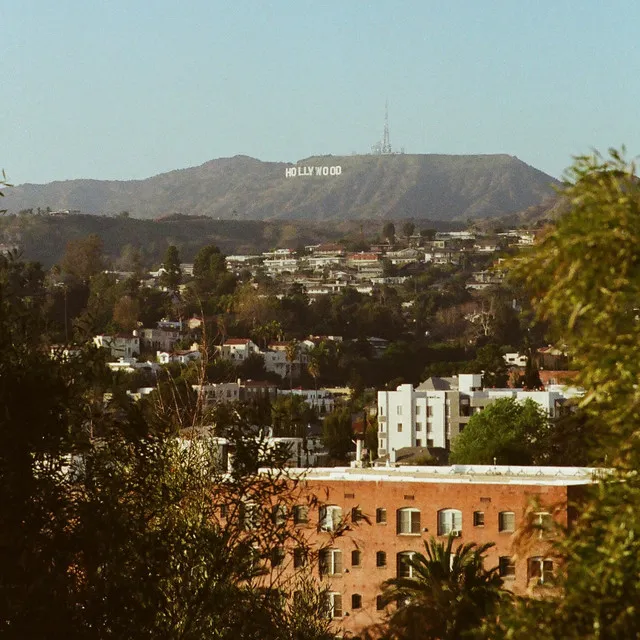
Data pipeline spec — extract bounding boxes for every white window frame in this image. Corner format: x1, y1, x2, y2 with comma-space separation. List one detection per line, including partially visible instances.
397, 508, 421, 535
397, 551, 417, 578
325, 592, 343, 619
319, 505, 342, 532
319, 548, 343, 577
528, 556, 554, 584
438, 508, 462, 536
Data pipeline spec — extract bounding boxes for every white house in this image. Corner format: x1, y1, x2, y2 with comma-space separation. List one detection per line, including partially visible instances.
93, 333, 140, 359
217, 338, 261, 362
278, 388, 336, 415
157, 343, 201, 365
192, 382, 241, 406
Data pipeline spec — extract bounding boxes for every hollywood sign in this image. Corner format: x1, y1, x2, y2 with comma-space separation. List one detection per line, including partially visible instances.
285, 165, 342, 178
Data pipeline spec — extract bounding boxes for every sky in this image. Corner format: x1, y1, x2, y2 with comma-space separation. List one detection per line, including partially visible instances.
3, 1, 640, 184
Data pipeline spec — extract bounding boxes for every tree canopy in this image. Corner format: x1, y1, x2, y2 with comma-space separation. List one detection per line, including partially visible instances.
449, 397, 548, 465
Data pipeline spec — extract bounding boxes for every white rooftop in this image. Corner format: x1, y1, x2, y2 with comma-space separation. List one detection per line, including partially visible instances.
279, 465, 607, 486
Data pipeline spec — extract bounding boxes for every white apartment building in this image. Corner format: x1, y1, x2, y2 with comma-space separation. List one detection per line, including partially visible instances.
377, 374, 575, 459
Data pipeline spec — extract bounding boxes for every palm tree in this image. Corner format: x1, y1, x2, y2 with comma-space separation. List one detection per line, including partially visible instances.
378, 535, 505, 640
284, 338, 299, 390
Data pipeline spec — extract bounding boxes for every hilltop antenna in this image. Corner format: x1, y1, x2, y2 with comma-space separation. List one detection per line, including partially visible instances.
382, 100, 392, 154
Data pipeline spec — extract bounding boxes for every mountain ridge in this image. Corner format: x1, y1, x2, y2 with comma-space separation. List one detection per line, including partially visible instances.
4, 153, 560, 222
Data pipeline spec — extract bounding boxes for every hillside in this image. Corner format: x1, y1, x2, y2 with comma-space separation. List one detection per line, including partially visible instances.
0, 214, 464, 268
3, 154, 560, 222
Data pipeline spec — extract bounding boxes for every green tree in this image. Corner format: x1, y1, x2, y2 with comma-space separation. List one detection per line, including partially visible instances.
321, 406, 354, 462
487, 149, 640, 639
285, 338, 300, 389
270, 394, 316, 438
0, 256, 333, 639
159, 244, 182, 291
60, 233, 105, 284
471, 343, 509, 387
402, 221, 415, 240
450, 397, 548, 465
382, 221, 396, 244
112, 293, 140, 332
376, 536, 505, 640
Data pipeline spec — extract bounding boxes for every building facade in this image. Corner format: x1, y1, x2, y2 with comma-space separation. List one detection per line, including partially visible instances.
377, 374, 574, 458
288, 465, 597, 636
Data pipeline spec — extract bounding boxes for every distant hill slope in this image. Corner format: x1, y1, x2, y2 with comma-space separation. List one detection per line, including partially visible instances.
4, 154, 560, 222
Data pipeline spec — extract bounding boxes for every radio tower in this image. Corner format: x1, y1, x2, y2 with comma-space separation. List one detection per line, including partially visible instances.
382, 100, 392, 154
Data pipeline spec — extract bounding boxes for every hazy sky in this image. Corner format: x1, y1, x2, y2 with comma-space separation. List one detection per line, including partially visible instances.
3, 1, 640, 184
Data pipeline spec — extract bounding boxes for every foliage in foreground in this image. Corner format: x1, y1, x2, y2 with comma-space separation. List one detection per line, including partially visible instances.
0, 253, 333, 639
368, 536, 505, 640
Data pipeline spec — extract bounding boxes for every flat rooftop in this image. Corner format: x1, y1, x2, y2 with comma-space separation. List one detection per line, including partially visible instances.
279, 465, 608, 487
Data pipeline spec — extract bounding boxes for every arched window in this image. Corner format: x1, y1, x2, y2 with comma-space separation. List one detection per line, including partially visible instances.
437, 508, 462, 536
397, 551, 416, 578
319, 505, 342, 532
376, 550, 387, 567
396, 508, 421, 534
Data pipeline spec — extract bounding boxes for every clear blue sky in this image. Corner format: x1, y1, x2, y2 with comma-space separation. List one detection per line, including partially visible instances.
3, 1, 640, 184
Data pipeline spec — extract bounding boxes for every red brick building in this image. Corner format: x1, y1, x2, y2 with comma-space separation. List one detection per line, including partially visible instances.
288, 465, 599, 636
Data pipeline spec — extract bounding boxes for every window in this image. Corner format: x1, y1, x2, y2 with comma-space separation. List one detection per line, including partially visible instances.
376, 508, 387, 524
535, 511, 553, 537
427, 406, 433, 417
379, 422, 385, 432
293, 505, 309, 524
293, 547, 307, 568
319, 548, 343, 577
438, 509, 462, 536
319, 505, 342, 532
271, 545, 285, 568
397, 551, 416, 578
379, 405, 384, 415
324, 592, 343, 619
499, 556, 516, 578
397, 508, 421, 534
376, 595, 385, 611
397, 423, 403, 432
351, 593, 362, 609
396, 405, 402, 415
416, 422, 422, 431
499, 511, 516, 532
415, 405, 421, 415
351, 549, 362, 567
241, 501, 258, 530
427, 438, 434, 447
528, 557, 554, 584
272, 504, 286, 526
376, 551, 387, 567
473, 511, 485, 527
351, 506, 363, 523
416, 439, 422, 447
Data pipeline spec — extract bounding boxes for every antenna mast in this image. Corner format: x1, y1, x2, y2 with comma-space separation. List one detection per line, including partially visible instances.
382, 100, 392, 154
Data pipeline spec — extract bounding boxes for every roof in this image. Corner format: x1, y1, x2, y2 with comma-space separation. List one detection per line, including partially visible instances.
417, 376, 457, 391
283, 465, 608, 487
224, 338, 252, 345
347, 252, 379, 261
